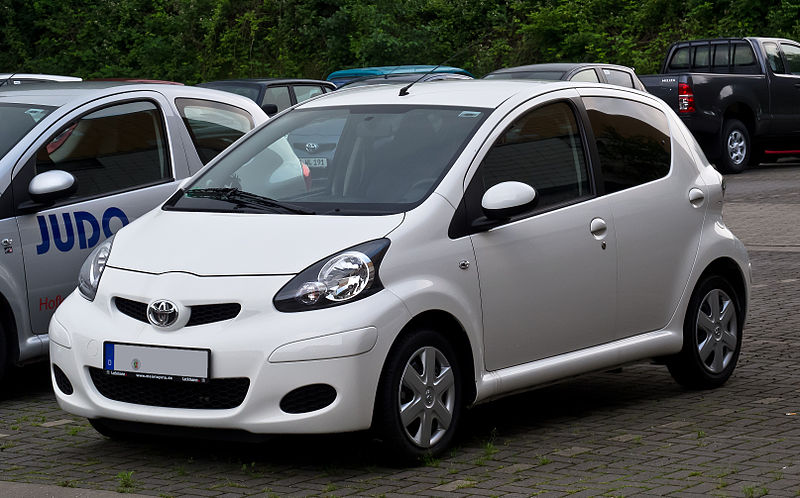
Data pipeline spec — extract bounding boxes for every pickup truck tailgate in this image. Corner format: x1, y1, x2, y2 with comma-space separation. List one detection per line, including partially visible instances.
639, 75, 681, 111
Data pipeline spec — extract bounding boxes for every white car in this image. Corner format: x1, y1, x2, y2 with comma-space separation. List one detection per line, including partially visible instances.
50, 80, 750, 459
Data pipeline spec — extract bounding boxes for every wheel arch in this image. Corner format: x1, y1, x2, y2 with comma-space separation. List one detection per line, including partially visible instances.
722, 103, 756, 137
697, 256, 748, 322
383, 309, 477, 406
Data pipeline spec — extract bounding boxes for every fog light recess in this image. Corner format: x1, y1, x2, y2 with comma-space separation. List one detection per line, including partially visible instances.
280, 384, 337, 414
52, 364, 74, 395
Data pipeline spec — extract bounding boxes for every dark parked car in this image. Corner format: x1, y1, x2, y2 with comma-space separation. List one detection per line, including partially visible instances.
484, 63, 647, 91
640, 37, 800, 173
197, 79, 336, 116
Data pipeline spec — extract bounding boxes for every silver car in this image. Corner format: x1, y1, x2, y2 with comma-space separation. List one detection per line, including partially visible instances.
0, 82, 267, 380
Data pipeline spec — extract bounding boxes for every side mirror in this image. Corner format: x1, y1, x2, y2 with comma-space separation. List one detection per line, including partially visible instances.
481, 181, 538, 220
261, 104, 278, 117
28, 170, 77, 205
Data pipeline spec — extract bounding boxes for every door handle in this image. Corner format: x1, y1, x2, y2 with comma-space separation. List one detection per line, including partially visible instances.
590, 217, 607, 239
688, 187, 705, 208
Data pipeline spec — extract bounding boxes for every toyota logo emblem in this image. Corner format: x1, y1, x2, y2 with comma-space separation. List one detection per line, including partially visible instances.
147, 300, 179, 328
304, 142, 319, 153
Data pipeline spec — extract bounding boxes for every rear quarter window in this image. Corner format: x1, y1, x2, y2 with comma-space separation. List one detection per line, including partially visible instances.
669, 47, 691, 70
583, 97, 671, 194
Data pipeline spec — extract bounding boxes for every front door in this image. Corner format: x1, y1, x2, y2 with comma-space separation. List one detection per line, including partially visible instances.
14, 99, 180, 334
464, 98, 617, 371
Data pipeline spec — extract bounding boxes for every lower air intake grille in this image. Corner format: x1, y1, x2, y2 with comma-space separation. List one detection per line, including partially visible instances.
53, 364, 74, 395
89, 367, 249, 409
280, 384, 337, 414
114, 298, 241, 326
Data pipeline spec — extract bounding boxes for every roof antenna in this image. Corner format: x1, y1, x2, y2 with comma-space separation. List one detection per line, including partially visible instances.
398, 35, 485, 97
0, 73, 17, 88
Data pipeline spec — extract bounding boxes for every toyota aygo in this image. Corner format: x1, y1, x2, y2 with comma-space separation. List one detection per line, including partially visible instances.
50, 80, 750, 459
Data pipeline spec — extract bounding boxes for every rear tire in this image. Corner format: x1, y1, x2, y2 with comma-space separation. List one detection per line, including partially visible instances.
718, 119, 750, 174
667, 275, 743, 389
374, 328, 463, 462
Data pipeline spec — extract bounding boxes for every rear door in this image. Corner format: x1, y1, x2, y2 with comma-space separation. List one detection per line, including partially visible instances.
579, 89, 706, 338
12, 92, 185, 334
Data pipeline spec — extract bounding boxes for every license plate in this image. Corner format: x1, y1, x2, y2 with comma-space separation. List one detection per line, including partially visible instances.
103, 342, 209, 383
301, 157, 327, 168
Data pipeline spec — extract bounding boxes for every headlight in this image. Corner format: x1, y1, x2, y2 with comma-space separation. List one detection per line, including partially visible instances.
273, 239, 390, 312
78, 235, 114, 301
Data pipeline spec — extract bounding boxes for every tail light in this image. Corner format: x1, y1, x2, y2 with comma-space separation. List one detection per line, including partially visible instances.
678, 82, 695, 113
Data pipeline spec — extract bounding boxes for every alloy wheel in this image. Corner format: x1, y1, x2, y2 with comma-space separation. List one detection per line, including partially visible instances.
727, 130, 747, 165
398, 346, 456, 448
695, 288, 738, 374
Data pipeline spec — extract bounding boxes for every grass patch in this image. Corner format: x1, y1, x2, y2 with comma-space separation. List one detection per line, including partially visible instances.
116, 471, 136, 493
742, 485, 768, 498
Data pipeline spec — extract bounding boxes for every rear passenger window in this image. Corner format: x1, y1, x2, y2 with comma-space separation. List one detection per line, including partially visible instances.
583, 97, 671, 194
669, 47, 691, 70
602, 69, 634, 88
732, 43, 758, 73
781, 44, 800, 75
693, 45, 710, 70
469, 101, 591, 215
176, 98, 255, 165
712, 44, 730, 71
35, 101, 170, 201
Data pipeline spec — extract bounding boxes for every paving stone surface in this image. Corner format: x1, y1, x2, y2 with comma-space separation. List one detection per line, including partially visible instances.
0, 162, 799, 497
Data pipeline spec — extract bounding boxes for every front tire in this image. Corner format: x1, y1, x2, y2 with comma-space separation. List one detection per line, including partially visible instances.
374, 328, 463, 461
667, 275, 743, 389
718, 119, 750, 174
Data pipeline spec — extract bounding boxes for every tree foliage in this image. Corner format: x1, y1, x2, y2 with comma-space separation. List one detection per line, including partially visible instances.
1, 0, 798, 83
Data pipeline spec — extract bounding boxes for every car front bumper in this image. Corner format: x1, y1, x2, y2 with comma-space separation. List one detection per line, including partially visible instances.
49, 267, 411, 434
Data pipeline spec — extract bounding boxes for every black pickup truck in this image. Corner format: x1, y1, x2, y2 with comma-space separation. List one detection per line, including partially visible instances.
640, 37, 800, 173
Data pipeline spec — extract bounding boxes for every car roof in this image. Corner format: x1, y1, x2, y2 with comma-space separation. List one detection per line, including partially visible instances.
0, 81, 261, 109
487, 63, 634, 75
0, 73, 82, 82
300, 79, 590, 109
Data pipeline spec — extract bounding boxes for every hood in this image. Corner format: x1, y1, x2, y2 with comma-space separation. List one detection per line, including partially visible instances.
107, 210, 404, 276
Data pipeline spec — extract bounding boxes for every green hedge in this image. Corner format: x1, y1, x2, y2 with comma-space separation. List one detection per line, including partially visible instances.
1, 0, 798, 84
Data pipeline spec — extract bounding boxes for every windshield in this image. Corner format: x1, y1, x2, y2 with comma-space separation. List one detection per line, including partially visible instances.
170, 105, 489, 215
0, 103, 56, 158
485, 71, 565, 81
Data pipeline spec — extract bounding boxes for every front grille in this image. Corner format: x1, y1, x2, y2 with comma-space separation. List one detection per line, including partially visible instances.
115, 297, 147, 323
114, 298, 240, 327
186, 303, 242, 326
89, 367, 249, 409
280, 384, 337, 414
53, 364, 74, 395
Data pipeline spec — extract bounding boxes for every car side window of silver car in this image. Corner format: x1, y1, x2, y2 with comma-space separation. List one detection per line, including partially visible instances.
462, 101, 592, 225
33, 100, 171, 204
583, 97, 671, 194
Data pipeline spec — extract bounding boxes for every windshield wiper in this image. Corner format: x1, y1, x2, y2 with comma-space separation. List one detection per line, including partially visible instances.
186, 188, 315, 215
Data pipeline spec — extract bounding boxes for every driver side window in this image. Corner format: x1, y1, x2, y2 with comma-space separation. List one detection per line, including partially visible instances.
469, 101, 591, 218
35, 101, 170, 203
